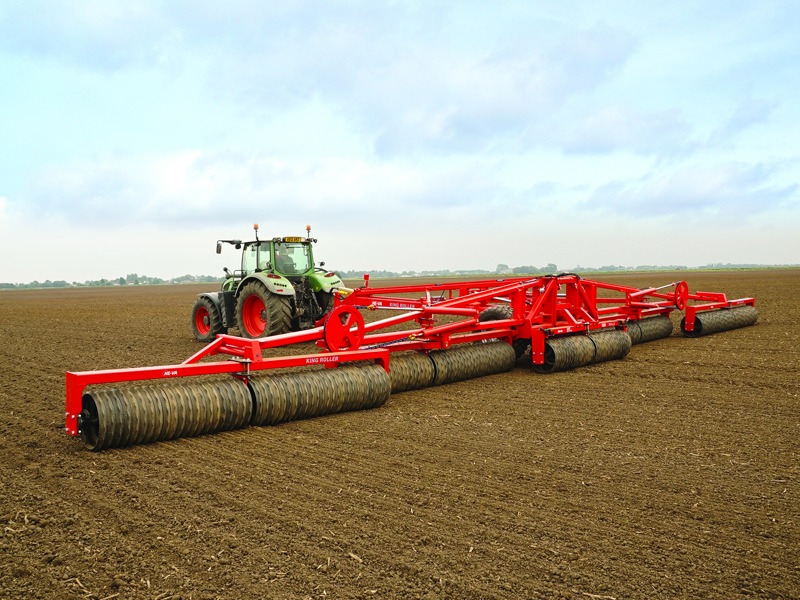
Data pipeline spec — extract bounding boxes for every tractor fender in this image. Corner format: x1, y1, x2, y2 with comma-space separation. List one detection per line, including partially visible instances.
196, 290, 237, 329
195, 291, 224, 312
236, 273, 295, 297
308, 270, 345, 294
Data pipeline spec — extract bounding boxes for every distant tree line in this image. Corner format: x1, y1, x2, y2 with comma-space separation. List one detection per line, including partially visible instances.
0, 273, 223, 290
1, 263, 795, 290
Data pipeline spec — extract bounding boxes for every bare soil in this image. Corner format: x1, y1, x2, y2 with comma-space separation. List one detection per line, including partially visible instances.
1, 270, 798, 599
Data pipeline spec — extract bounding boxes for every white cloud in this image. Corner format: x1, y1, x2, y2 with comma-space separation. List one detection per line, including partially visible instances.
0, 1, 171, 69
588, 161, 799, 220
564, 105, 694, 156
21, 151, 504, 226
1, 1, 799, 282
708, 98, 778, 147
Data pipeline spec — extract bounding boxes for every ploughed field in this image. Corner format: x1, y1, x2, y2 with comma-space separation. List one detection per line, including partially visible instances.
1, 270, 798, 599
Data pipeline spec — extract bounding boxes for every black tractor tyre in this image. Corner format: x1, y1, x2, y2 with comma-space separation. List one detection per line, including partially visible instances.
479, 304, 529, 359
191, 296, 226, 342
479, 305, 513, 322
235, 281, 293, 338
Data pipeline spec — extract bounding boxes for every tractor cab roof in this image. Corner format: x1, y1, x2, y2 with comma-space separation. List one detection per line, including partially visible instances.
217, 225, 318, 254
239, 236, 316, 248
272, 235, 316, 244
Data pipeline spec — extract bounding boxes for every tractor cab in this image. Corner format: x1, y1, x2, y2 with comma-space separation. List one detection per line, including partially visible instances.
239, 235, 314, 278
271, 239, 314, 277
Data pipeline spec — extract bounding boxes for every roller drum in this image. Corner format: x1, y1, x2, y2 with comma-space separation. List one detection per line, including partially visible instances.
590, 330, 632, 363
534, 335, 594, 373
388, 351, 436, 393
249, 363, 390, 427
80, 379, 253, 451
430, 341, 516, 386
681, 305, 758, 337
627, 315, 674, 345
534, 329, 631, 373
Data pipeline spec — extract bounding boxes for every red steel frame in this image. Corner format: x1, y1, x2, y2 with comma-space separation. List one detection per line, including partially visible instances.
65, 344, 390, 437
330, 275, 754, 359
65, 275, 755, 438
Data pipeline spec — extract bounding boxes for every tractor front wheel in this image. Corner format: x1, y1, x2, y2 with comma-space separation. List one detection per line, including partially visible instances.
191, 296, 226, 342
235, 281, 293, 338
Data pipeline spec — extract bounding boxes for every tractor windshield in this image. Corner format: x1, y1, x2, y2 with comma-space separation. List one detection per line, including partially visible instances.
273, 242, 313, 276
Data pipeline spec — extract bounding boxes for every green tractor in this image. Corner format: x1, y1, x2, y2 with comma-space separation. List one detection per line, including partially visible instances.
190, 224, 347, 341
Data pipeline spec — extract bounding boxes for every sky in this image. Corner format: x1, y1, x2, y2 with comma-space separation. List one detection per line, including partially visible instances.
1, 1, 798, 283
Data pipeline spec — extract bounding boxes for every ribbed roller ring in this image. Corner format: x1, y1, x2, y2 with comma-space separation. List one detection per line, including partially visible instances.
248, 363, 391, 427
627, 315, 674, 345
533, 335, 595, 373
590, 330, 632, 363
680, 305, 758, 337
79, 378, 253, 451
387, 351, 436, 393
429, 341, 516, 386
534, 330, 630, 373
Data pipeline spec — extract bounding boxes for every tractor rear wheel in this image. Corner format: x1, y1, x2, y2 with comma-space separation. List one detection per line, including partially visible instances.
235, 281, 293, 338
191, 296, 226, 342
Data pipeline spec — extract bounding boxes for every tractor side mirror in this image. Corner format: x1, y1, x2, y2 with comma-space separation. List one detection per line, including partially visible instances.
216, 242, 222, 254
319, 261, 325, 267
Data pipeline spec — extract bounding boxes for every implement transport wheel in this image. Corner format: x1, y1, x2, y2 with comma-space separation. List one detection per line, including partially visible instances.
479, 305, 513, 322
191, 296, 226, 342
324, 305, 365, 351
235, 281, 292, 338
479, 305, 529, 359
